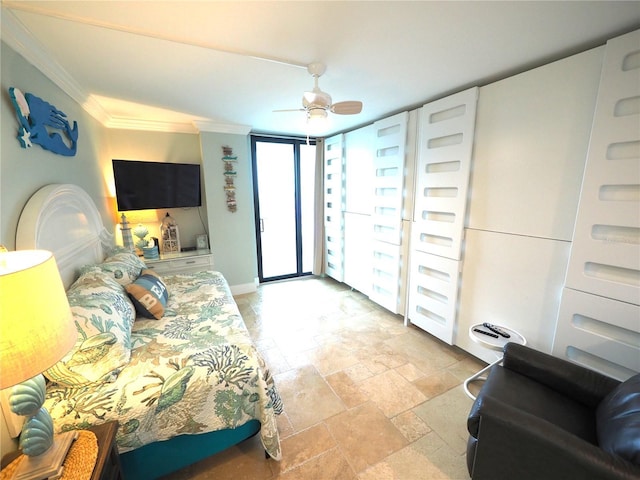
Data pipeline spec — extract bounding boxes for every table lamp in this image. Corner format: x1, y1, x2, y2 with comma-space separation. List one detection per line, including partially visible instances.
0, 250, 78, 480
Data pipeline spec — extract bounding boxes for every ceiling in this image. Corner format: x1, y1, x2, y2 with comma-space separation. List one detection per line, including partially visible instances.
2, 1, 640, 138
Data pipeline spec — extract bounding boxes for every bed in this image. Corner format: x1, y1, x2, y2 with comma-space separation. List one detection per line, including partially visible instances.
14, 183, 282, 479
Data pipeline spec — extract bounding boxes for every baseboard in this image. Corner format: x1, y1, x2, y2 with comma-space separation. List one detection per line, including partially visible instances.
230, 282, 257, 295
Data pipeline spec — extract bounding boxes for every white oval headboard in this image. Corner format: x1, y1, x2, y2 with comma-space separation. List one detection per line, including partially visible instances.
16, 184, 114, 288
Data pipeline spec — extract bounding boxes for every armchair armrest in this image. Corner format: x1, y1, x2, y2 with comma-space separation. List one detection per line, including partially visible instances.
502, 343, 620, 408
471, 395, 640, 480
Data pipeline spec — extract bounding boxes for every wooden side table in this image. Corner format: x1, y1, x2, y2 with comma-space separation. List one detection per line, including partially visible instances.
88, 421, 123, 480
1, 421, 123, 480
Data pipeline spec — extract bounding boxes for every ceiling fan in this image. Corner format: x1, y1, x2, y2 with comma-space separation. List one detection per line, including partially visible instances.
274, 62, 363, 121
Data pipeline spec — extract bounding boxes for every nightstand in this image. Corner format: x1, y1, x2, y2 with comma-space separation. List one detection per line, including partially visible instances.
144, 249, 214, 275
88, 421, 123, 480
0, 421, 122, 480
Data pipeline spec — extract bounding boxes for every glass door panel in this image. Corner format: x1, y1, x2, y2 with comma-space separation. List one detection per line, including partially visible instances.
252, 137, 316, 282
255, 142, 297, 278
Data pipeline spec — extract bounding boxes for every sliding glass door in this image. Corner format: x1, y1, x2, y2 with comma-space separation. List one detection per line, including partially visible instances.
251, 136, 316, 282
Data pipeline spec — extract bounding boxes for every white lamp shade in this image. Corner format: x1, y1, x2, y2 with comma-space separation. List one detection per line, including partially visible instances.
0, 250, 75, 390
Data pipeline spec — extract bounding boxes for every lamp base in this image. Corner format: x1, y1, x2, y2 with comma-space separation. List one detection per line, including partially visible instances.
14, 431, 78, 480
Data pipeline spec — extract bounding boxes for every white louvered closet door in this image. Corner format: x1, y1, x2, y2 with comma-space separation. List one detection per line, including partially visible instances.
324, 134, 345, 282
408, 87, 479, 344
370, 112, 409, 313
553, 30, 640, 380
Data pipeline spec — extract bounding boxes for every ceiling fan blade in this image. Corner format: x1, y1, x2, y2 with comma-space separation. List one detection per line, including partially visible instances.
331, 101, 363, 115
273, 108, 305, 113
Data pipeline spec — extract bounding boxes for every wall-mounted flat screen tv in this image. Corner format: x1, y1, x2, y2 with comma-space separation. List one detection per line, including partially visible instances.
113, 159, 202, 211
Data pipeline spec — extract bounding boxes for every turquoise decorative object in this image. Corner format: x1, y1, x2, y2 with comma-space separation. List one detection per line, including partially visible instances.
9, 374, 55, 456
20, 407, 55, 456
142, 245, 159, 260
9, 374, 46, 416
8, 87, 78, 156
133, 224, 150, 250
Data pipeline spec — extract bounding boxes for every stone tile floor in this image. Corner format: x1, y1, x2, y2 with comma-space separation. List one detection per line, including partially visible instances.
163, 276, 485, 479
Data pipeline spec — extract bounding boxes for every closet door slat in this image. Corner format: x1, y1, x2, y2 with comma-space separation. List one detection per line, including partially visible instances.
408, 87, 478, 344
324, 134, 345, 282
554, 30, 640, 380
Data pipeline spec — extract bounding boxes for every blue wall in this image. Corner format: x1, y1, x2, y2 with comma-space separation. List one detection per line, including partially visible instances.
1, 41, 111, 249
200, 131, 258, 291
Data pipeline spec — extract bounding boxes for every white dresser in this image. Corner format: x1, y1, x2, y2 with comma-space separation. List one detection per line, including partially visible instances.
144, 249, 214, 275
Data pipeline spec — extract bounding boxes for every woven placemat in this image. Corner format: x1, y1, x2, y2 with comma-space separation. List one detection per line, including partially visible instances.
1, 430, 98, 480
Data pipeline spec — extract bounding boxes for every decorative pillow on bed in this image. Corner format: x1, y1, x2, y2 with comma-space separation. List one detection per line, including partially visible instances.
125, 269, 169, 320
44, 269, 136, 387
105, 245, 135, 257
96, 249, 148, 285
80, 260, 139, 286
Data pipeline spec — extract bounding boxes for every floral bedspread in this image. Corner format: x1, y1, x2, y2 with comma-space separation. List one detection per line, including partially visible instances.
45, 271, 283, 459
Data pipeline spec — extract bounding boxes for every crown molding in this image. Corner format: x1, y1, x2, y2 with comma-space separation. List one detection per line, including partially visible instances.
105, 117, 199, 134
193, 121, 252, 135
2, 9, 247, 135
2, 9, 111, 124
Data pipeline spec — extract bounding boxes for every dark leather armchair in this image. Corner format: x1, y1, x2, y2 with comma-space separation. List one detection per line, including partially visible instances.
466, 342, 640, 480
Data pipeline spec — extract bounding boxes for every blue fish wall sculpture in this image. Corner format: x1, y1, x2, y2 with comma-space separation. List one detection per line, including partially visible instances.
9, 87, 78, 156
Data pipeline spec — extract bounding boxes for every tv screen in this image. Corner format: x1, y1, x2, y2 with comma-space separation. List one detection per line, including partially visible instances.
113, 159, 202, 211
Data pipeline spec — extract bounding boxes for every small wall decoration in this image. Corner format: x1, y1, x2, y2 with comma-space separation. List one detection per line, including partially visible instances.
222, 146, 237, 212
8, 87, 78, 156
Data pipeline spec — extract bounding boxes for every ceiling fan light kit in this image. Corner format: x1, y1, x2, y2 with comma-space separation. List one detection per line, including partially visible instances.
275, 62, 363, 124
307, 108, 328, 120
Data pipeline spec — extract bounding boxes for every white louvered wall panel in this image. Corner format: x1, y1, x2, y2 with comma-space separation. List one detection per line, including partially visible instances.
412, 87, 478, 260
371, 239, 403, 312
408, 251, 461, 343
555, 289, 639, 379
370, 220, 411, 314
408, 88, 479, 344
324, 134, 345, 282
372, 112, 408, 245
553, 30, 640, 380
368, 113, 410, 313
